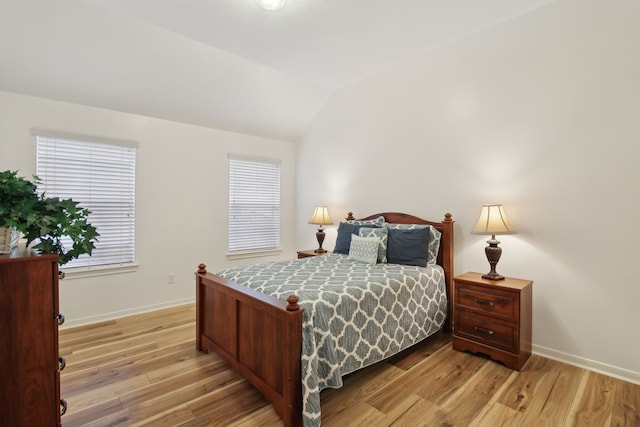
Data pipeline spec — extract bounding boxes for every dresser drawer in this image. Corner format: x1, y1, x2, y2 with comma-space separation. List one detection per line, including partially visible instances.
454, 311, 518, 353
456, 283, 519, 321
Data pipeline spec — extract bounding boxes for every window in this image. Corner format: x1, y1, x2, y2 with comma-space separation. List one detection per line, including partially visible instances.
35, 130, 137, 270
228, 155, 280, 254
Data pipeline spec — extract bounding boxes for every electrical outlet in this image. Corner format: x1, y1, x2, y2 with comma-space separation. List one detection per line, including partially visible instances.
168, 273, 175, 284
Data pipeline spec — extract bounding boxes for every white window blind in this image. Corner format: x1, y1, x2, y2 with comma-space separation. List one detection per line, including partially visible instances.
229, 156, 280, 253
36, 133, 136, 269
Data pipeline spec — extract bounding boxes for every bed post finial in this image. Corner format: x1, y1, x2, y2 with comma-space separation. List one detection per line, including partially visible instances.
286, 295, 300, 311
444, 213, 453, 223
346, 212, 355, 221
198, 263, 207, 274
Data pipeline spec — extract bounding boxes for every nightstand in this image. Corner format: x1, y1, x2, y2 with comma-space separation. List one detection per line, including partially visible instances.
297, 250, 331, 259
452, 272, 533, 370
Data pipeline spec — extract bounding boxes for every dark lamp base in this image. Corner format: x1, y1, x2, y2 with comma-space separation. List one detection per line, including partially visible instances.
483, 237, 505, 281
482, 272, 505, 280
314, 228, 326, 253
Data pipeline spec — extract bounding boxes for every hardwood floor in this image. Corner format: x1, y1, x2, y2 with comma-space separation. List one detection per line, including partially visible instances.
59, 304, 640, 426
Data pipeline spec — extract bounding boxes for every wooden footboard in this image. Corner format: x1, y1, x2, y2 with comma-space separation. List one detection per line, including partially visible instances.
195, 264, 304, 426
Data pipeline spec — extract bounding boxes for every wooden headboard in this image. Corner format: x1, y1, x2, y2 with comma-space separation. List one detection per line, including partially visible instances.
347, 211, 454, 332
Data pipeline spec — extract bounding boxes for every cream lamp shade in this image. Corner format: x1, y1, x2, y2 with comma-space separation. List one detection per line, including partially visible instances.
308, 206, 333, 253
471, 204, 515, 280
308, 206, 333, 226
471, 204, 515, 237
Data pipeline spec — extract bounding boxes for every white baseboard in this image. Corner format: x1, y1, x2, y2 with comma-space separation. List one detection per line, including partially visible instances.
60, 297, 195, 329
533, 344, 640, 385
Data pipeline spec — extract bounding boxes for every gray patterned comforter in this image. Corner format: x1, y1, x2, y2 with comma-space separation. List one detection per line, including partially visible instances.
216, 253, 448, 426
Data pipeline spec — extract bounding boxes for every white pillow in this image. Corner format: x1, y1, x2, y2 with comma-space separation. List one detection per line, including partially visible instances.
359, 226, 388, 263
348, 234, 381, 265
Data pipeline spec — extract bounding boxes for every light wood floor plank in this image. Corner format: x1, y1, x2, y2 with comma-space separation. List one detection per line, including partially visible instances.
322, 400, 385, 426
514, 357, 584, 426
62, 397, 124, 427
96, 342, 195, 376
373, 394, 439, 427
566, 371, 617, 426
468, 401, 523, 427
225, 404, 283, 427
58, 304, 640, 426
321, 361, 404, 420
118, 362, 226, 410
185, 379, 271, 424
421, 360, 513, 425
130, 404, 195, 427
612, 379, 640, 426
64, 372, 151, 413
65, 342, 161, 375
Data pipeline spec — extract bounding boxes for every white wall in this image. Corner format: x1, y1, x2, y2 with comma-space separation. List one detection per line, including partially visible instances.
297, 0, 640, 382
0, 90, 297, 326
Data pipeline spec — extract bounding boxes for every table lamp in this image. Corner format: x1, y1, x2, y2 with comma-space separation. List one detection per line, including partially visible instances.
308, 206, 333, 253
471, 204, 515, 280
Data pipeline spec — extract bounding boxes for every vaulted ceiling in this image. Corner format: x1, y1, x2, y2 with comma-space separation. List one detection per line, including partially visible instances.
0, 0, 555, 141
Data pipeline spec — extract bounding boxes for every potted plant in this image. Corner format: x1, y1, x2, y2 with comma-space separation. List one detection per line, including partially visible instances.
0, 170, 98, 265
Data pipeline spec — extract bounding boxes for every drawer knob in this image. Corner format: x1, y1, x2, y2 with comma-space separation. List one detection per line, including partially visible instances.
58, 356, 66, 371
60, 399, 68, 416
474, 298, 495, 306
474, 326, 494, 335
56, 313, 65, 326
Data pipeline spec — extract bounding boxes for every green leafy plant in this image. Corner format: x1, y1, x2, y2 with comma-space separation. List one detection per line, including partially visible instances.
0, 170, 99, 265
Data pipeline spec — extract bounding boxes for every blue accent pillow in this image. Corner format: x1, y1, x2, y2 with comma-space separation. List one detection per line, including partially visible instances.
386, 226, 430, 267
334, 222, 374, 254
386, 223, 441, 265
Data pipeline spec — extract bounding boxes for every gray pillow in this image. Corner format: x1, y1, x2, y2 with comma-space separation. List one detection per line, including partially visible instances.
348, 234, 380, 265
347, 215, 385, 227
359, 226, 388, 263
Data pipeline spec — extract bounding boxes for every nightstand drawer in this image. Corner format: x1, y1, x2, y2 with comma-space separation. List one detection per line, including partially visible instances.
456, 284, 518, 321
454, 311, 518, 353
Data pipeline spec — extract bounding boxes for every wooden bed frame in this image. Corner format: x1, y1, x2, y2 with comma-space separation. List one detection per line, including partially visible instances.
195, 212, 454, 427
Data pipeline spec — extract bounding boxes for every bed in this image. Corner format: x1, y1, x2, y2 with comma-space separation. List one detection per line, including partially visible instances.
195, 212, 454, 426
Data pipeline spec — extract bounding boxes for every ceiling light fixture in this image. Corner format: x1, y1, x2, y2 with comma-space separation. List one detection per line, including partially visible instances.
256, 0, 286, 11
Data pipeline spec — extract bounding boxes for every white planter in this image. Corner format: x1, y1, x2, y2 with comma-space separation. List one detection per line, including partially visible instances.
0, 227, 20, 254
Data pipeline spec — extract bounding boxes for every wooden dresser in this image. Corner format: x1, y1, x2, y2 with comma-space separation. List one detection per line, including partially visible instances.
453, 272, 533, 370
0, 249, 66, 426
